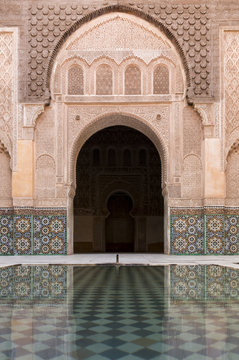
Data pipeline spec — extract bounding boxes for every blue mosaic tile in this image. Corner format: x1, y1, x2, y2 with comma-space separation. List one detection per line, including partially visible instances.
33, 215, 67, 255
206, 215, 225, 254
0, 265, 67, 301
0, 215, 13, 255
171, 265, 239, 301
13, 215, 32, 255
170, 265, 205, 300
33, 265, 67, 299
13, 265, 32, 299
0, 212, 67, 256
206, 265, 225, 299
224, 215, 239, 254
0, 266, 31, 299
224, 267, 239, 298
170, 215, 204, 254
170, 211, 239, 255
0, 266, 14, 297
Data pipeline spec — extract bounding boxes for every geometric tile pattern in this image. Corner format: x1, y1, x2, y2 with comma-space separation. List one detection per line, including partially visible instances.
14, 215, 32, 255
0, 265, 67, 300
0, 213, 67, 255
171, 265, 239, 302
171, 265, 205, 300
225, 215, 239, 254
34, 216, 66, 255
206, 215, 225, 254
171, 215, 204, 254
33, 265, 67, 299
0, 215, 13, 255
171, 210, 239, 255
1, 265, 239, 360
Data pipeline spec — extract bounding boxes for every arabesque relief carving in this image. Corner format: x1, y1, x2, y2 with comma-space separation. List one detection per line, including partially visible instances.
27, 3, 211, 101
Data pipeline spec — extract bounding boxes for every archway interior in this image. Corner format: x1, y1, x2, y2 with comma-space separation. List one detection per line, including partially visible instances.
106, 191, 134, 252
74, 125, 164, 253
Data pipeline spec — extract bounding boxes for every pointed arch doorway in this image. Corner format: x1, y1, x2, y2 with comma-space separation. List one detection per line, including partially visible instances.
73, 125, 164, 253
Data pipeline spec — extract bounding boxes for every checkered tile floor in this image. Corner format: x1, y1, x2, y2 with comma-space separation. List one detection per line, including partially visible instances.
0, 265, 239, 359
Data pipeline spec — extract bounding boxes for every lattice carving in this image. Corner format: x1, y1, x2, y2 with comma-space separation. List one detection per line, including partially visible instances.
183, 107, 202, 157
226, 149, 239, 198
35, 108, 55, 158
35, 155, 56, 199
224, 31, 239, 135
96, 64, 112, 95
125, 65, 141, 95
153, 65, 169, 94
68, 65, 84, 95
182, 155, 202, 199
26, 4, 211, 100
0, 32, 14, 155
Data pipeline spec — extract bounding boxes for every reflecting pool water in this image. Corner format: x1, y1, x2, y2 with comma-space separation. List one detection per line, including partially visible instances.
0, 265, 239, 359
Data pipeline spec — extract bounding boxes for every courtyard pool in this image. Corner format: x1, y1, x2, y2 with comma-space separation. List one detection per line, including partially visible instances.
0, 264, 239, 359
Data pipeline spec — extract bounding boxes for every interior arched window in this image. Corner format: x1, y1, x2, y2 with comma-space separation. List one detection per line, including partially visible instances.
123, 149, 131, 167
153, 65, 169, 94
125, 65, 141, 95
68, 65, 84, 95
96, 64, 113, 95
108, 148, 116, 166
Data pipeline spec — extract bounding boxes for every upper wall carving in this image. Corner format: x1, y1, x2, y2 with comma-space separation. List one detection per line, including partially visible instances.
0, 29, 17, 157
223, 31, 239, 137
26, 3, 211, 102
51, 13, 185, 98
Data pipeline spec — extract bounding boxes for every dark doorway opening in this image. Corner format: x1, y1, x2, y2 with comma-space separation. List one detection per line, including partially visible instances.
74, 125, 164, 253
106, 192, 134, 252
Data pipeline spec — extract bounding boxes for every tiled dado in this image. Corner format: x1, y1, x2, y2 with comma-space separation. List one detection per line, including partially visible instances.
0, 209, 67, 255
170, 208, 239, 255
171, 265, 239, 301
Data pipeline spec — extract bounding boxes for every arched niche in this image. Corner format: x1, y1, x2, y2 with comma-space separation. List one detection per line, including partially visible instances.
50, 12, 186, 99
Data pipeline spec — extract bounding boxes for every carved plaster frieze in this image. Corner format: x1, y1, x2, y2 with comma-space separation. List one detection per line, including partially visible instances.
58, 49, 177, 67
26, 3, 211, 101
23, 104, 45, 128
0, 28, 18, 160
67, 104, 170, 146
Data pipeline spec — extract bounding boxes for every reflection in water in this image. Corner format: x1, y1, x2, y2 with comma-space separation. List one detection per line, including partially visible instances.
0, 265, 239, 359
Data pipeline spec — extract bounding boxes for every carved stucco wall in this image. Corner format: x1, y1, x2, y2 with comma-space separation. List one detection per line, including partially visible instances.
0, 28, 17, 207
223, 30, 239, 200
224, 31, 239, 139
0, 29, 17, 158
35, 154, 56, 199
52, 13, 185, 97
26, 3, 211, 102
182, 106, 202, 199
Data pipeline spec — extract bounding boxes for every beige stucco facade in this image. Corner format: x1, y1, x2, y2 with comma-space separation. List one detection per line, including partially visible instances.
0, 1, 239, 255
